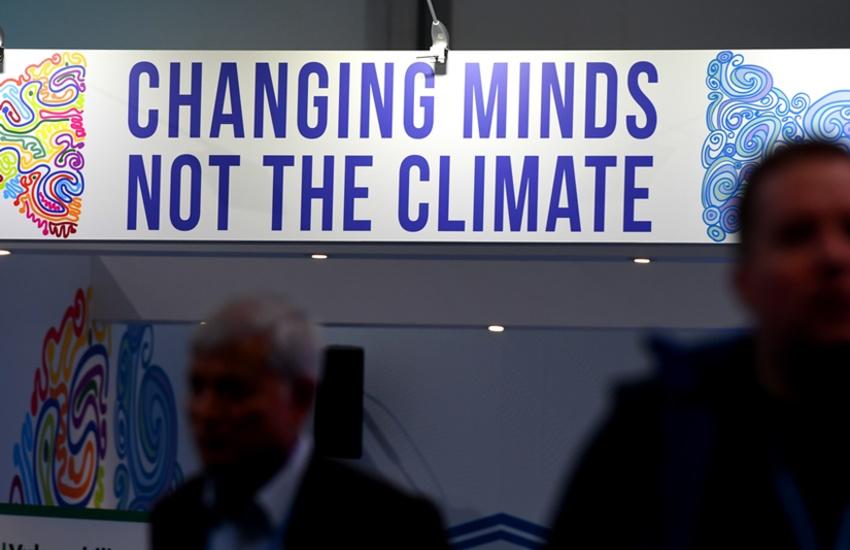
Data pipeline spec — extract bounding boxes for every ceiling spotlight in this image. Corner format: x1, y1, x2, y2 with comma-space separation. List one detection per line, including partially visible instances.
488, 325, 505, 333
311, 254, 328, 260
0, 250, 11, 256
633, 258, 651, 264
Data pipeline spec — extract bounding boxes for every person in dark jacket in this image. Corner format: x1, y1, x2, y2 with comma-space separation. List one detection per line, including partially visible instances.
150, 295, 449, 550
547, 141, 850, 550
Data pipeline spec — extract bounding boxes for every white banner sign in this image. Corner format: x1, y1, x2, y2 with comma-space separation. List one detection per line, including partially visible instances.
0, 507, 146, 550
1, 49, 848, 243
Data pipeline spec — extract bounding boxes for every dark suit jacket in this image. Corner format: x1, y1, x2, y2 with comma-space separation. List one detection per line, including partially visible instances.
150, 456, 450, 549
546, 336, 850, 550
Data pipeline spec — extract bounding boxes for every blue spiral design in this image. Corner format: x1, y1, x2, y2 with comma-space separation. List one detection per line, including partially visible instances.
803, 91, 850, 144
11, 417, 37, 504
113, 324, 183, 511
701, 51, 850, 241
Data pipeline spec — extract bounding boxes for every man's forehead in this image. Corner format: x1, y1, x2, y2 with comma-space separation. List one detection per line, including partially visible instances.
191, 336, 272, 376
755, 157, 850, 216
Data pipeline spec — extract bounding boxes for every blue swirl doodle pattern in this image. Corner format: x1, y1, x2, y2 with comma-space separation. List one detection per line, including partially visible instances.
114, 324, 183, 511
11, 417, 36, 505
701, 51, 850, 242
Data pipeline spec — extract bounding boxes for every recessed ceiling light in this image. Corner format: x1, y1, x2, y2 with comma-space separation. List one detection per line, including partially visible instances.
488, 325, 505, 333
633, 257, 651, 264
199, 321, 207, 325
311, 254, 328, 260
0, 250, 10, 256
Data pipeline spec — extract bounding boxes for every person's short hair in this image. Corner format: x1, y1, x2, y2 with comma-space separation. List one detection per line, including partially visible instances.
192, 294, 321, 381
738, 140, 850, 257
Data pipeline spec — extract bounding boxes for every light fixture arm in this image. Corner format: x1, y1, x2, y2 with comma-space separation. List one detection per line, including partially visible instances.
423, 0, 449, 74
0, 25, 5, 74
425, 0, 439, 23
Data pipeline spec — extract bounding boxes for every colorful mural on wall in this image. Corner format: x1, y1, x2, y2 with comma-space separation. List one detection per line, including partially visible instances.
0, 52, 87, 238
701, 50, 850, 242
7, 289, 182, 510
9, 288, 110, 506
114, 324, 183, 511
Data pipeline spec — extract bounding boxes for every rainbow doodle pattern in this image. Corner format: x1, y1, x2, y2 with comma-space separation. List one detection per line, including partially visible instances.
701, 50, 850, 242
0, 52, 87, 238
114, 324, 183, 511
8, 288, 111, 507
7, 290, 184, 511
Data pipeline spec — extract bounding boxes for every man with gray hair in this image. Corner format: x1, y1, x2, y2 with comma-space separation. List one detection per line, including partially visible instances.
150, 295, 449, 549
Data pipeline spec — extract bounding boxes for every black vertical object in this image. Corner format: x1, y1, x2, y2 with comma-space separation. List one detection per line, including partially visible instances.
0, 25, 5, 74
417, 0, 452, 51
314, 345, 364, 459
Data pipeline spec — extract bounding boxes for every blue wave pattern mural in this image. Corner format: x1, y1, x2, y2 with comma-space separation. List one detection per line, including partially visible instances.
701, 50, 850, 242
114, 324, 183, 511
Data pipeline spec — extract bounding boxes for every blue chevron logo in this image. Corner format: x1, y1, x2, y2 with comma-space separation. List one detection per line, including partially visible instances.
448, 513, 551, 549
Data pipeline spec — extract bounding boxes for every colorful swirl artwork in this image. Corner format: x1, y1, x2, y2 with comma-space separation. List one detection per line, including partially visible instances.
114, 324, 183, 511
0, 52, 87, 238
8, 292, 184, 511
701, 50, 850, 242
8, 288, 111, 507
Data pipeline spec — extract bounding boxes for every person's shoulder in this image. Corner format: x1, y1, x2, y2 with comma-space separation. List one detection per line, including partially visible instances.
150, 475, 205, 522
306, 457, 431, 507
302, 457, 445, 526
590, 334, 755, 435
148, 476, 210, 550
290, 457, 448, 548
546, 335, 753, 549
620, 333, 754, 399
